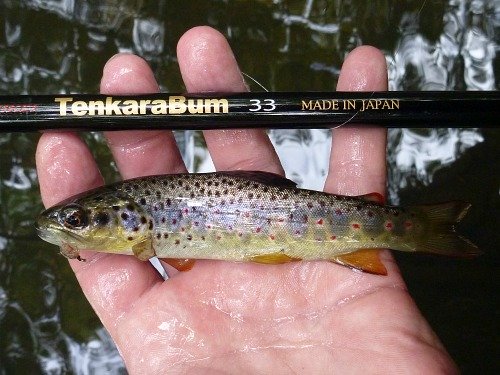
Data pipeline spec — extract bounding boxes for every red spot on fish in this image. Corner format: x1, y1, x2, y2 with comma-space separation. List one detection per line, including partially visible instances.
278, 217, 285, 223
316, 218, 324, 225
307, 202, 313, 209
183, 208, 188, 214
404, 221, 413, 229
352, 223, 361, 229
172, 219, 177, 225
244, 212, 250, 218
330, 235, 337, 240
303, 214, 308, 223
385, 222, 393, 230
181, 227, 185, 232
238, 232, 243, 237
256, 227, 261, 233
216, 235, 221, 240
295, 230, 301, 235
194, 221, 199, 226
270, 234, 275, 240
206, 224, 212, 229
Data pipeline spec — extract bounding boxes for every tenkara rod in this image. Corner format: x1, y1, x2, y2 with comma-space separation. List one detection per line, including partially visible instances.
0, 91, 498, 131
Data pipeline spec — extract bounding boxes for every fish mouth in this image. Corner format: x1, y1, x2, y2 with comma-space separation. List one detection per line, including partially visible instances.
35, 216, 85, 247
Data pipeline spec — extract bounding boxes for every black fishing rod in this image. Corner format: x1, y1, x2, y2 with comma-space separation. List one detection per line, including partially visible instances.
0, 91, 498, 131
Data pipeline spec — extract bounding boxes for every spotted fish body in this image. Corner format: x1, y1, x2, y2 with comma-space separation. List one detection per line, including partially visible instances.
36, 171, 479, 274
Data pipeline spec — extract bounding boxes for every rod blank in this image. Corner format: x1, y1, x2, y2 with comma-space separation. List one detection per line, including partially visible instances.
0, 91, 498, 131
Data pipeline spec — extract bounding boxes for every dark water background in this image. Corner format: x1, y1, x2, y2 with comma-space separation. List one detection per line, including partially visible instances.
0, 0, 498, 373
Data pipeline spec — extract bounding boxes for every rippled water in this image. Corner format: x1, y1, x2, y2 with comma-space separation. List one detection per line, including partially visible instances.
0, 1, 498, 373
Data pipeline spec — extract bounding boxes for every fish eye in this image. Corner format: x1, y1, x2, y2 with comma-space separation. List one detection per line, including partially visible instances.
59, 204, 88, 229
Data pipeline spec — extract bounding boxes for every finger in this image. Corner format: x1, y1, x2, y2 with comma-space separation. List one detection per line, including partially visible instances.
101, 54, 186, 179
36, 133, 103, 208
177, 26, 283, 174
325, 46, 388, 196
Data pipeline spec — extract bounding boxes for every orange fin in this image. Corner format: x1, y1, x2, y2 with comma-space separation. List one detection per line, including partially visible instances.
356, 192, 385, 204
250, 252, 301, 264
162, 258, 196, 271
332, 249, 387, 275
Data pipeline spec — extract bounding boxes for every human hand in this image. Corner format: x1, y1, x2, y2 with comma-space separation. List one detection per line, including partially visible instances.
36, 26, 458, 373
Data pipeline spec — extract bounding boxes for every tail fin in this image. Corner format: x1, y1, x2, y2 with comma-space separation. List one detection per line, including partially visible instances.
411, 201, 481, 257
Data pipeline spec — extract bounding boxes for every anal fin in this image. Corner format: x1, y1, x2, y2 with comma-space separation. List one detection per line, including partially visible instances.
332, 249, 387, 275
250, 252, 301, 264
162, 258, 196, 271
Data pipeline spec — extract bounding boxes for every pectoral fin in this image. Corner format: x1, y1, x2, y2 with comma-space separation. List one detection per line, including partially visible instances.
332, 249, 387, 275
162, 258, 196, 271
250, 252, 301, 264
132, 239, 155, 261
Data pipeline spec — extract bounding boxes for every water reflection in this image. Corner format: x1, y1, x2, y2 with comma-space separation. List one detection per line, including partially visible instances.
0, 0, 497, 373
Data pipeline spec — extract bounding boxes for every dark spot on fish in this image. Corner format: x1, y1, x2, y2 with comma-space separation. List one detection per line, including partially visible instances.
163, 233, 169, 239
228, 180, 234, 186
145, 189, 151, 196
178, 180, 183, 187
215, 191, 220, 197
283, 194, 289, 200
149, 220, 153, 230
156, 191, 162, 198
248, 193, 254, 199
319, 200, 326, 207
166, 198, 171, 206
307, 202, 313, 209
245, 181, 251, 187
126, 204, 134, 211
94, 212, 110, 226
121, 212, 129, 220
356, 205, 362, 211
253, 183, 258, 188
256, 227, 261, 233
186, 234, 192, 241
335, 209, 342, 216
289, 213, 294, 220
207, 181, 213, 186
367, 210, 374, 217
263, 186, 269, 193
223, 189, 228, 195
133, 227, 139, 232
175, 239, 180, 245
112, 205, 120, 211
140, 198, 146, 205
303, 214, 308, 223
128, 236, 134, 241
133, 184, 139, 190
201, 235, 206, 240
140, 216, 147, 224
190, 192, 195, 198
156, 233, 161, 239
214, 181, 220, 187
172, 218, 177, 225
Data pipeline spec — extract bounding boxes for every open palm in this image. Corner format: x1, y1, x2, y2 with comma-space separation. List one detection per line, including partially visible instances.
36, 27, 457, 374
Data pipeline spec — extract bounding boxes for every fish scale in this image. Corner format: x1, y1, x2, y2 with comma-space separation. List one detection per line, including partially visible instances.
36, 171, 480, 275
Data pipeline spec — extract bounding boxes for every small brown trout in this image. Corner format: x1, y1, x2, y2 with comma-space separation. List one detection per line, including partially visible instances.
35, 171, 480, 275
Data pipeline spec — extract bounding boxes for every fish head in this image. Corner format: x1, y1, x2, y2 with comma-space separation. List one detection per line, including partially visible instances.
36, 189, 153, 254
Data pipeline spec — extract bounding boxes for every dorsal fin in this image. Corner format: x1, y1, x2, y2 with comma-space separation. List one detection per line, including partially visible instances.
217, 170, 297, 188
356, 192, 385, 204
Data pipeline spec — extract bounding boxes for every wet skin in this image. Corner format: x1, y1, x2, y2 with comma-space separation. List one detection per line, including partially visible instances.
36, 26, 459, 374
